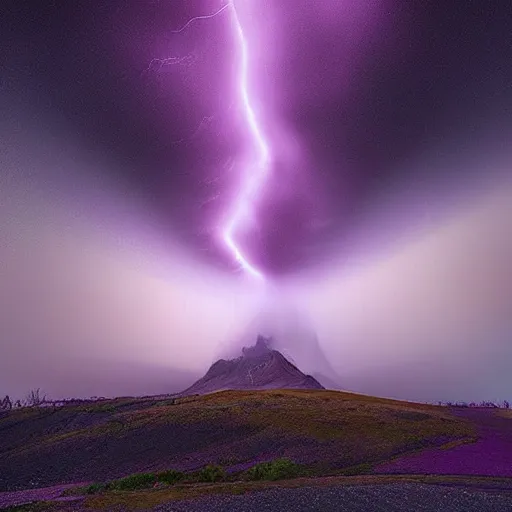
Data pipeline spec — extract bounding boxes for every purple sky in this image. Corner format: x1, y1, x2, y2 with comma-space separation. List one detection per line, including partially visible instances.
1, 0, 511, 402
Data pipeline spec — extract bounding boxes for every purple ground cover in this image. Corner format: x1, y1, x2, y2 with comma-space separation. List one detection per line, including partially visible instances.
0, 483, 86, 509
374, 408, 512, 476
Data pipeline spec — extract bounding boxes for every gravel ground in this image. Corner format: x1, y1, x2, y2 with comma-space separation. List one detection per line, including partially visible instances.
2, 482, 512, 511
154, 484, 512, 512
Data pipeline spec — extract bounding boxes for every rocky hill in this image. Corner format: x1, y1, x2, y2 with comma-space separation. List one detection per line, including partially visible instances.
179, 335, 324, 396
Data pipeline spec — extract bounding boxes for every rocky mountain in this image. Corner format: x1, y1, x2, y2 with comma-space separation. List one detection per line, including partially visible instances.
179, 335, 325, 396
215, 301, 342, 390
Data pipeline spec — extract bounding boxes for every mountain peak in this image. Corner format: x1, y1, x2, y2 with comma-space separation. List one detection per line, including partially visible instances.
242, 334, 272, 358
178, 335, 324, 396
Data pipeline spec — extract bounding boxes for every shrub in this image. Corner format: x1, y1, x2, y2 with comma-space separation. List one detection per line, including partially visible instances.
157, 469, 185, 485
84, 482, 108, 494
246, 458, 301, 481
196, 464, 226, 483
110, 472, 157, 490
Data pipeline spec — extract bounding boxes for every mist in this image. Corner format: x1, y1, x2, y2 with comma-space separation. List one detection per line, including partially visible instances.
2, 134, 511, 402
1, 0, 512, 404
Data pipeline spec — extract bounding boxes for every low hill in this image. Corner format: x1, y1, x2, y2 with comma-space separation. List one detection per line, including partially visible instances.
0, 388, 475, 493
179, 335, 324, 396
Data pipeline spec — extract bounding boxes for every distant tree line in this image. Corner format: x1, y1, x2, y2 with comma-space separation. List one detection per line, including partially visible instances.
435, 400, 510, 409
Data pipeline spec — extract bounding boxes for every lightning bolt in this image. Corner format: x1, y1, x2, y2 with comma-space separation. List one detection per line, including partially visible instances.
153, 1, 270, 282
170, 3, 231, 34
222, 1, 269, 281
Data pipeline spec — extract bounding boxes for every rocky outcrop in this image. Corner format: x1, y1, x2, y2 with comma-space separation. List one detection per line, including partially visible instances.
215, 303, 342, 390
178, 335, 324, 396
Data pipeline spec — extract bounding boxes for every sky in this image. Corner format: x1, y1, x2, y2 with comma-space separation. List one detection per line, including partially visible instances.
1, 0, 511, 403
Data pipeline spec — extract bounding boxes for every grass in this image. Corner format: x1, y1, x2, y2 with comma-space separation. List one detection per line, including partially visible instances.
195, 464, 226, 483
4, 389, 509, 512
157, 469, 185, 485
10, 389, 476, 447
109, 473, 157, 491
3, 388, 477, 494
75, 458, 304, 499
119, 389, 475, 452
78, 464, 227, 496
245, 458, 302, 481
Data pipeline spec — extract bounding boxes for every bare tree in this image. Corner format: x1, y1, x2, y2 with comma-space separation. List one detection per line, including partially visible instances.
0, 395, 12, 411
25, 388, 46, 407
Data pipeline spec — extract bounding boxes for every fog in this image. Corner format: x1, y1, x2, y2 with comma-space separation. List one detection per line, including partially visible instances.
1, 0, 512, 404
1, 123, 511, 402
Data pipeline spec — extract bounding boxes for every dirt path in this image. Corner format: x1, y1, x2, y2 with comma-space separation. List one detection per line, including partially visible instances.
374, 408, 512, 476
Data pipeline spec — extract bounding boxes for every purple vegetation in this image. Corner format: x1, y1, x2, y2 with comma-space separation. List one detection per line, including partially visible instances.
375, 409, 512, 477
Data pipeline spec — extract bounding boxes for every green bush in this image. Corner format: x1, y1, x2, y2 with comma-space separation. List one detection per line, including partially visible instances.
157, 468, 185, 485
196, 464, 226, 483
84, 482, 108, 494
110, 472, 157, 490
246, 458, 301, 481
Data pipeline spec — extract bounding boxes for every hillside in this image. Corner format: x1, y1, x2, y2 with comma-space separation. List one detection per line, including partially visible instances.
0, 388, 475, 493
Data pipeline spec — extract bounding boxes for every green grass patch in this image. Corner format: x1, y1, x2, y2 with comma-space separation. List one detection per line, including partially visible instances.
195, 464, 227, 483
75, 468, 188, 496
83, 482, 109, 494
157, 469, 185, 485
245, 458, 302, 481
76, 458, 304, 499
110, 472, 157, 491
